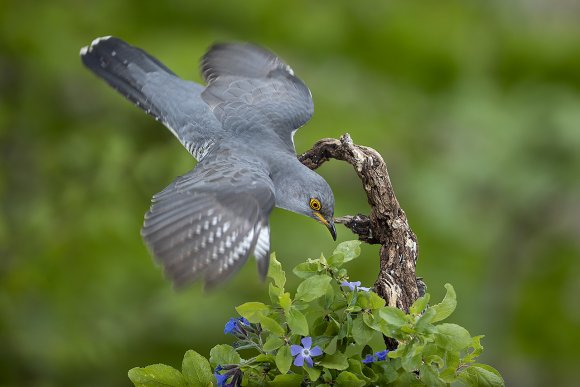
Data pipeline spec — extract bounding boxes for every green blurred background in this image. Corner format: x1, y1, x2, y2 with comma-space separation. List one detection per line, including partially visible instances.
1, 0, 579, 385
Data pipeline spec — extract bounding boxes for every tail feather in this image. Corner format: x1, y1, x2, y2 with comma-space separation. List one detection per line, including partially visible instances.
80, 36, 176, 122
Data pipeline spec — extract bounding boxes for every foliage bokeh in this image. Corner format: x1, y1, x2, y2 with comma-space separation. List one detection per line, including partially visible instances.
1, 1, 579, 386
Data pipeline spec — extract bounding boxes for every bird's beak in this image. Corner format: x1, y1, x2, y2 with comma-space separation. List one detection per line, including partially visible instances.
313, 212, 337, 241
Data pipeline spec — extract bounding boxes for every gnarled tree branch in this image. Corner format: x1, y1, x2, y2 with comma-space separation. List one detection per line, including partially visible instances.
300, 134, 423, 348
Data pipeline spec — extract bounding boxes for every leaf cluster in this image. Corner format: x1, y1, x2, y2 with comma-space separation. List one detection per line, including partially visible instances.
129, 241, 504, 386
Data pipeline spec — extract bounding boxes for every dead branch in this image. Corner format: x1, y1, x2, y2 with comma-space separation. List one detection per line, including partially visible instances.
299, 134, 422, 348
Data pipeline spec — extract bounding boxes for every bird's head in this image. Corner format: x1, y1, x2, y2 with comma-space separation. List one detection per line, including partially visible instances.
277, 167, 336, 240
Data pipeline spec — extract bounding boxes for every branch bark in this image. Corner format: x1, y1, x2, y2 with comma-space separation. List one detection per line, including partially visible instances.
299, 134, 423, 349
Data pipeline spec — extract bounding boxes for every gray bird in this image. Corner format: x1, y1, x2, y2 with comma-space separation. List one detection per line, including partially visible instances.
80, 37, 336, 288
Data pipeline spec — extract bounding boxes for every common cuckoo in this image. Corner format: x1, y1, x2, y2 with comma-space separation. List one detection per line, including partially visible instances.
80, 37, 336, 288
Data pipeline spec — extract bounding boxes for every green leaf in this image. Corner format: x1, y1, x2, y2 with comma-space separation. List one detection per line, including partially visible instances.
295, 275, 331, 302
401, 343, 424, 372
409, 293, 430, 315
431, 283, 457, 323
270, 373, 303, 386
235, 302, 269, 323
263, 335, 285, 352
434, 323, 472, 352
352, 315, 375, 346
269, 283, 282, 304
463, 335, 484, 364
419, 364, 447, 387
285, 307, 308, 336
304, 365, 322, 382
319, 352, 349, 370
259, 316, 285, 336
378, 307, 408, 328
275, 345, 293, 374
332, 240, 361, 263
457, 364, 505, 387
279, 292, 292, 312
128, 364, 186, 387
324, 336, 338, 355
439, 351, 460, 382
414, 307, 437, 333
293, 260, 321, 279
267, 252, 286, 288
209, 344, 241, 368
181, 350, 213, 387
367, 292, 386, 310
327, 252, 344, 267
335, 371, 365, 386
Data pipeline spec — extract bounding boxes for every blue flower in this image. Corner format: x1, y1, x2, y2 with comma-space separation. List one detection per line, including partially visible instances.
361, 349, 390, 364
362, 354, 375, 364
341, 280, 371, 292
224, 317, 250, 335
375, 349, 389, 361
290, 337, 323, 367
214, 365, 228, 387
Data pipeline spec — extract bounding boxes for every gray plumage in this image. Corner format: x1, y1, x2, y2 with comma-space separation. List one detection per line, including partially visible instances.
80, 36, 335, 288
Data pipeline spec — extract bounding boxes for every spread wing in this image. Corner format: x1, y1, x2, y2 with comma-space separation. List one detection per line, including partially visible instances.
200, 43, 314, 151
81, 36, 224, 161
141, 152, 275, 288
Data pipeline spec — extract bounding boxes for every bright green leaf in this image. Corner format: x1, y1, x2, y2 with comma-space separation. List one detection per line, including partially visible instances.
414, 307, 437, 333
181, 350, 213, 387
267, 252, 286, 289
464, 335, 484, 364
327, 252, 344, 268
235, 302, 269, 323
270, 373, 303, 386
209, 345, 240, 368
409, 293, 430, 315
324, 336, 338, 355
332, 240, 361, 263
269, 283, 282, 304
335, 371, 365, 386
352, 315, 375, 346
434, 323, 472, 352
293, 260, 321, 279
420, 363, 445, 387
378, 307, 408, 328
285, 307, 309, 336
295, 275, 331, 302
263, 335, 285, 352
259, 316, 285, 336
275, 345, 292, 374
458, 363, 505, 387
128, 364, 186, 387
431, 283, 457, 323
367, 292, 386, 310
319, 352, 349, 370
279, 292, 292, 312
304, 365, 321, 382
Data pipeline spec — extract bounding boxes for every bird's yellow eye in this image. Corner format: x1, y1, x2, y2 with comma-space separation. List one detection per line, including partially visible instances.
309, 198, 322, 211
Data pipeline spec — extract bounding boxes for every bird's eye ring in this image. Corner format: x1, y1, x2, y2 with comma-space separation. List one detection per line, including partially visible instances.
309, 198, 322, 211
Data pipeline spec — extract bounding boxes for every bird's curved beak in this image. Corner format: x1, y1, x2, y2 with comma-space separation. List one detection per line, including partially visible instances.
313, 212, 337, 241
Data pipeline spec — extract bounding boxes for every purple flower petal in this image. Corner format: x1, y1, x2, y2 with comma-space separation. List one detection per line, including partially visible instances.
358, 286, 371, 292
290, 345, 302, 356
340, 281, 354, 291
301, 336, 312, 349
304, 356, 314, 367
309, 346, 323, 357
353, 281, 361, 287
293, 354, 304, 367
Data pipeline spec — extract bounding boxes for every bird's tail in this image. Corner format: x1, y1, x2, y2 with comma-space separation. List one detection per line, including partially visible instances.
80, 36, 175, 121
